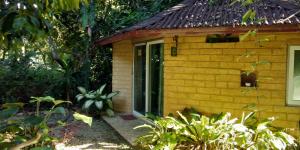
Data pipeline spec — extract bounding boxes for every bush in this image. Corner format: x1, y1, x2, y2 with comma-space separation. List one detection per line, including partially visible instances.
0, 96, 92, 149
76, 84, 119, 117
0, 51, 65, 104
135, 111, 298, 150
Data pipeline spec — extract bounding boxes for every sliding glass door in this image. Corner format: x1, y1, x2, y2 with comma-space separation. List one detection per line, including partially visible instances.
148, 42, 164, 116
133, 44, 146, 115
133, 40, 164, 116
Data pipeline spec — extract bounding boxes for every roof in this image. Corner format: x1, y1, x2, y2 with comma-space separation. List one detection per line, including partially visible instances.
96, 0, 300, 45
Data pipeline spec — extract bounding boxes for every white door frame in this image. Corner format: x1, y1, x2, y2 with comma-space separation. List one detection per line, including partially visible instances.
132, 40, 164, 117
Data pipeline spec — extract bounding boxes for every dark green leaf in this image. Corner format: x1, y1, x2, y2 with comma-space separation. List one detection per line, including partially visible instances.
0, 108, 19, 120
77, 86, 87, 94
95, 101, 103, 110
82, 100, 94, 110
106, 109, 114, 117
23, 116, 43, 126
52, 107, 66, 116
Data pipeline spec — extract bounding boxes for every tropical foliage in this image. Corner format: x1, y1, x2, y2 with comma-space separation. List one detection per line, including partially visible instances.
0, 0, 182, 104
135, 111, 298, 150
0, 96, 84, 149
76, 84, 119, 117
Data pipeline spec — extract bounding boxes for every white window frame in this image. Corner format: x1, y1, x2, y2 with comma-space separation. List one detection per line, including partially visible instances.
287, 46, 300, 106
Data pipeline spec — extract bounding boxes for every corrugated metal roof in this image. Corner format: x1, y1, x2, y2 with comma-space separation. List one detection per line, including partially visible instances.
125, 0, 300, 31
96, 0, 300, 45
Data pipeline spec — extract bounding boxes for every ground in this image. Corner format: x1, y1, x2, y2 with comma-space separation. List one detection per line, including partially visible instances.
49, 112, 133, 150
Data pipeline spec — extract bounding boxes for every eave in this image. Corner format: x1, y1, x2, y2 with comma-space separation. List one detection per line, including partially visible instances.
95, 24, 300, 46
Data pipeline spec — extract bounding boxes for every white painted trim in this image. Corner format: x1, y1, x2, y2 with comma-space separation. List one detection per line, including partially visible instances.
148, 39, 164, 45
287, 45, 300, 106
146, 42, 150, 113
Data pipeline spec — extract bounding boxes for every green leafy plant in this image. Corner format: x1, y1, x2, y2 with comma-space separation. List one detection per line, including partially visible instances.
0, 96, 93, 149
76, 84, 119, 117
135, 111, 298, 150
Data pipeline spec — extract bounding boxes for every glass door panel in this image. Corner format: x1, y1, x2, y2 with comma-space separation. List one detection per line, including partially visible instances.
149, 43, 164, 116
133, 45, 146, 115
293, 50, 300, 100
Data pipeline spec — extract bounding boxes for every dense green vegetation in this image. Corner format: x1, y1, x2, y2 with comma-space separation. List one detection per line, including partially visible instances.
0, 0, 181, 105
136, 111, 298, 150
1, 0, 299, 149
0, 0, 183, 148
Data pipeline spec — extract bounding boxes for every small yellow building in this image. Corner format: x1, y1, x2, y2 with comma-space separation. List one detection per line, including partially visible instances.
96, 0, 300, 134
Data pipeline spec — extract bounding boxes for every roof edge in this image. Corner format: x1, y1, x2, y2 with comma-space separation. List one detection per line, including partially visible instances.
94, 24, 300, 46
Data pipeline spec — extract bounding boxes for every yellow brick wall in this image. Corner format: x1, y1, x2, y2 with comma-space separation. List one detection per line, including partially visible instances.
163, 32, 300, 135
112, 40, 133, 112
111, 32, 300, 135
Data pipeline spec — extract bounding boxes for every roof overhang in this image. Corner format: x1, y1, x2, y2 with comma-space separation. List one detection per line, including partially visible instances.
95, 24, 300, 46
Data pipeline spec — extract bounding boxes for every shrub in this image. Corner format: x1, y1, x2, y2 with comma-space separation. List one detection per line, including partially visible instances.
0, 96, 92, 149
76, 84, 119, 117
135, 111, 298, 150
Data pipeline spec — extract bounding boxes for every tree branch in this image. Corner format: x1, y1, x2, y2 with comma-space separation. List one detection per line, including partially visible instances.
10, 132, 42, 150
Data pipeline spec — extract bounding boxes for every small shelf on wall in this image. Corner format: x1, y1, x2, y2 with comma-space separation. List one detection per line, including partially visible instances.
241, 71, 257, 87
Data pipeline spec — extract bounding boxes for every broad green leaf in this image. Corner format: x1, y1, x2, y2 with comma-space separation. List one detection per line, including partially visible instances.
85, 93, 96, 99
276, 132, 296, 145
30, 96, 55, 103
106, 109, 114, 117
106, 91, 119, 99
270, 138, 286, 149
77, 86, 87, 94
107, 100, 113, 109
97, 84, 106, 95
0, 108, 19, 120
52, 107, 66, 116
82, 100, 94, 110
53, 100, 71, 106
23, 116, 44, 126
95, 101, 103, 110
73, 112, 92, 127
2, 103, 24, 109
76, 94, 84, 101
257, 121, 270, 132
100, 95, 107, 99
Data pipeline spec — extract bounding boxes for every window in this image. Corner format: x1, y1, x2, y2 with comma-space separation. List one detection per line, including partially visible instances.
287, 46, 300, 106
206, 34, 239, 43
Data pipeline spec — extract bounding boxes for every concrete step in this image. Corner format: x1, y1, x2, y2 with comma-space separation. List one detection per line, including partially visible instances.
102, 113, 151, 145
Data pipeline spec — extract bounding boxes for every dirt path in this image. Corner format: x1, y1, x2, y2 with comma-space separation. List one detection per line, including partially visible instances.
53, 118, 132, 150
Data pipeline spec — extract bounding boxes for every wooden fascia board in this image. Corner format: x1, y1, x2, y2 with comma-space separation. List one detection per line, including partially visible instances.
94, 24, 300, 46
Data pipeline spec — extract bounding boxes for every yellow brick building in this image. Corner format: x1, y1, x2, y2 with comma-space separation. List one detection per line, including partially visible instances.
96, 0, 300, 135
